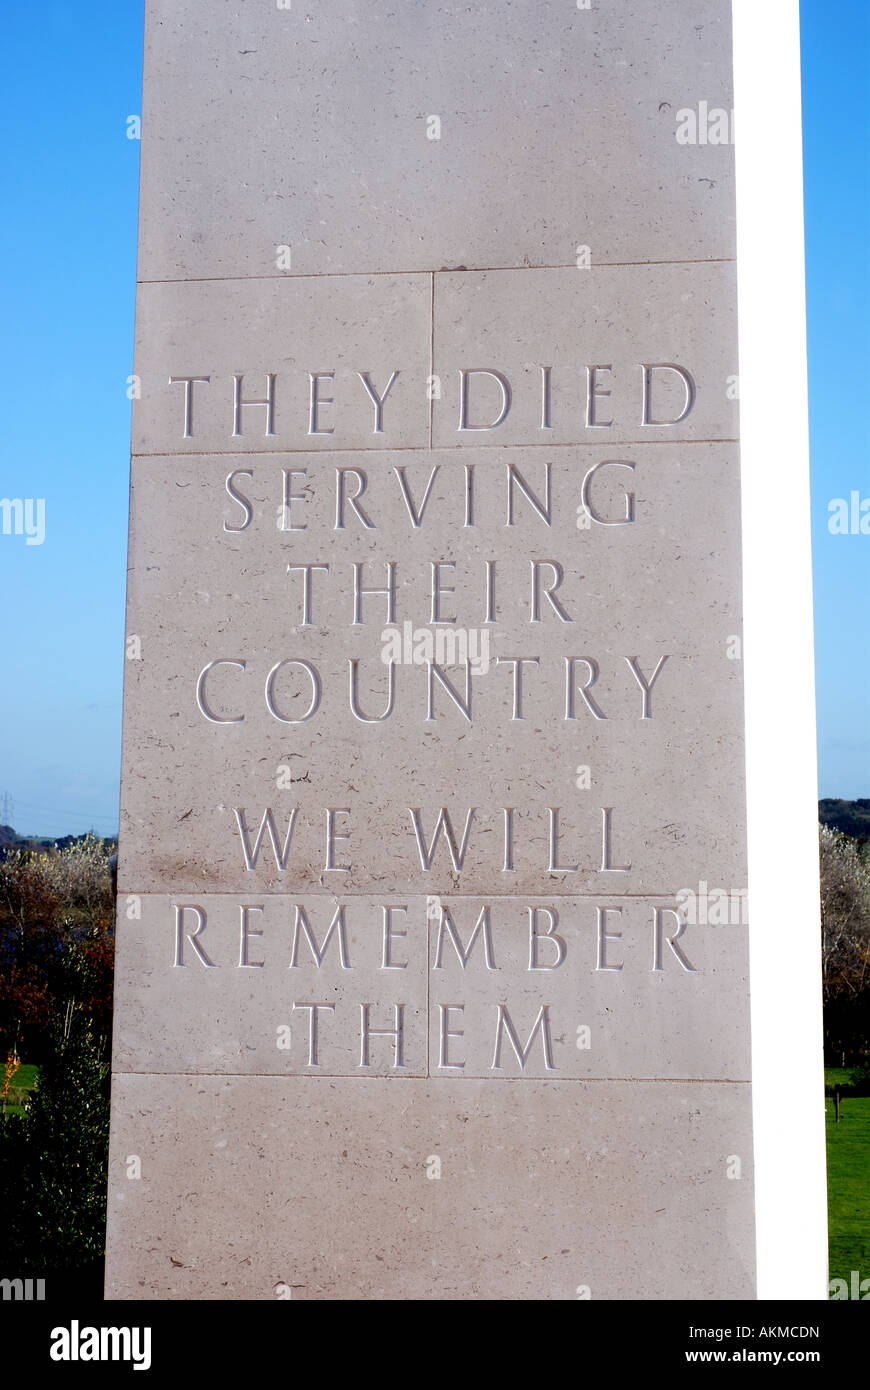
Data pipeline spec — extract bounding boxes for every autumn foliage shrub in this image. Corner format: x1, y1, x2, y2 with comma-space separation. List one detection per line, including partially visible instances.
0, 837, 115, 1064
0, 839, 114, 1281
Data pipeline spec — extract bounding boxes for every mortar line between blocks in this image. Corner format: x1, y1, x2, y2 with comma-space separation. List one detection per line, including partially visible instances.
428, 271, 435, 452
135, 258, 738, 287
111, 1071, 753, 1085
132, 439, 739, 459
117, 892, 750, 901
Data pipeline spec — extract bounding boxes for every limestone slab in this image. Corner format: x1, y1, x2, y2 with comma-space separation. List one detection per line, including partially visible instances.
112, 895, 428, 1078
131, 274, 431, 457
111, 894, 750, 1082
119, 444, 745, 896
104, 1073, 755, 1300
110, 0, 758, 1303
432, 263, 739, 448
138, 0, 736, 281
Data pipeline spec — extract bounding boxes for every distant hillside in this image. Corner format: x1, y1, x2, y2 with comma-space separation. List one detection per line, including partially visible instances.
0, 825, 117, 859
819, 799, 870, 843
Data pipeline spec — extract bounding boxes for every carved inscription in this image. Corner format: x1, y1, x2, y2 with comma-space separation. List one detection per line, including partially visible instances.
131, 323, 745, 1060
157, 895, 721, 1079
168, 363, 697, 442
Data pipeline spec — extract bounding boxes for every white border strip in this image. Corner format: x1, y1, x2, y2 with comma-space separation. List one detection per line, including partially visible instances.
733, 0, 828, 1299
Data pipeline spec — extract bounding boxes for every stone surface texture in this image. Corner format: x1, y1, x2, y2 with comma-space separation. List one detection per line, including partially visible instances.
107, 0, 754, 1300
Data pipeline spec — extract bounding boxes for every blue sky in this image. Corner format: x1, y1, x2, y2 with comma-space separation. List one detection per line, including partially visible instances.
802, 0, 870, 800
0, 1, 866, 838
0, 3, 140, 838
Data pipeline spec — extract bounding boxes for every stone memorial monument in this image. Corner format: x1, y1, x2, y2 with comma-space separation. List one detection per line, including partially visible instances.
106, 0, 769, 1299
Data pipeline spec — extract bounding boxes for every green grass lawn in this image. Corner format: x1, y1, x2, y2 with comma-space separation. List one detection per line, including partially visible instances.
824, 1067, 854, 1090
1, 1062, 39, 1118
826, 1094, 870, 1290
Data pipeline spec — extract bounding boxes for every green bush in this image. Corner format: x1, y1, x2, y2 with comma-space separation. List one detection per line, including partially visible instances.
0, 1004, 109, 1272
848, 1061, 870, 1096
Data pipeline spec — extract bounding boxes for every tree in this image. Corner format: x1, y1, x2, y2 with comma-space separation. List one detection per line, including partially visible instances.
0, 837, 115, 1063
819, 825, 870, 1059
0, 1003, 110, 1275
